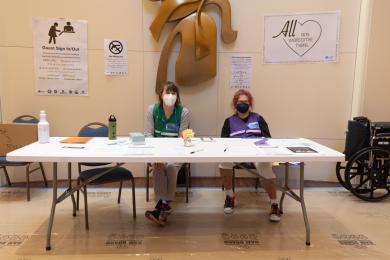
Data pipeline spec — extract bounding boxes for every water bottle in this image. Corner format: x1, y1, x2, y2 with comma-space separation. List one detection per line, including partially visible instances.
108, 115, 117, 140
38, 110, 50, 143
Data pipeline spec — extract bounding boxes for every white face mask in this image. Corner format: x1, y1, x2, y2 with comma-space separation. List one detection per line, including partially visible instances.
163, 94, 177, 107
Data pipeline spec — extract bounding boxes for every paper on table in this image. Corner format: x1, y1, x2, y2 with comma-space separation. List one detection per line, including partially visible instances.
125, 147, 155, 155
200, 137, 215, 142
128, 145, 154, 148
255, 143, 278, 148
257, 147, 294, 155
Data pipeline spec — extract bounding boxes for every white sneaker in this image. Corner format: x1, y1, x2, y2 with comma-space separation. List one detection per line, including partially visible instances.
223, 195, 235, 214
269, 203, 281, 222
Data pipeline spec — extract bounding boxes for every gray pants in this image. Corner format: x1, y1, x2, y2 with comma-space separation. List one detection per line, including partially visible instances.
153, 163, 182, 201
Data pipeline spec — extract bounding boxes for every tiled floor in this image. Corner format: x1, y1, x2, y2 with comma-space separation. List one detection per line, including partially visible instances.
0, 187, 389, 259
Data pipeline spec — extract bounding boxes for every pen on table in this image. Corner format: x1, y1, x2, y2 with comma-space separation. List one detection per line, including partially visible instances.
62, 146, 85, 149
190, 149, 204, 154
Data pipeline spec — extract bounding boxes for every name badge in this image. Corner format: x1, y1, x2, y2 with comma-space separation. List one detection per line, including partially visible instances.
247, 122, 259, 129
166, 123, 179, 132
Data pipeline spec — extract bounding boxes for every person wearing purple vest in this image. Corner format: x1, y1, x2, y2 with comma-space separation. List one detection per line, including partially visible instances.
219, 89, 281, 222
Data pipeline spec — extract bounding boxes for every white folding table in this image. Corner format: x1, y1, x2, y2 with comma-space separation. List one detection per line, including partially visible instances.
7, 137, 344, 250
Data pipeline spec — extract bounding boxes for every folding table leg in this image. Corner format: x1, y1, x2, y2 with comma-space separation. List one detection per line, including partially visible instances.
299, 162, 311, 246
26, 165, 30, 201
68, 162, 77, 217
46, 162, 58, 251
146, 166, 150, 202
279, 162, 289, 213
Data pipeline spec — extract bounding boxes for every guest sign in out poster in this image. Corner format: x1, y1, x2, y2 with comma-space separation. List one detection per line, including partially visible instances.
32, 17, 88, 96
264, 11, 340, 64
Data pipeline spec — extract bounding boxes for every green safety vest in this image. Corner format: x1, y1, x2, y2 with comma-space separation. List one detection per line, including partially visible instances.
153, 104, 183, 137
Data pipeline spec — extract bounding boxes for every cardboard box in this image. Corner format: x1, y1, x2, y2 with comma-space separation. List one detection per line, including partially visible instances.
0, 123, 38, 156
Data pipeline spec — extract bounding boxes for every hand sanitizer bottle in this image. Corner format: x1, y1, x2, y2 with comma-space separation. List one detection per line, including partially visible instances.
38, 110, 50, 143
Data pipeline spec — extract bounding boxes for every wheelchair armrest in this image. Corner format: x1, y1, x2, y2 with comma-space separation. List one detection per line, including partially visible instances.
375, 132, 390, 138
372, 121, 390, 129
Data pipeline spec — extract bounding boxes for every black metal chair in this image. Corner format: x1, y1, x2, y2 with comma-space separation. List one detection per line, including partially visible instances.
146, 163, 191, 203
75, 122, 136, 229
0, 115, 48, 200
222, 163, 259, 192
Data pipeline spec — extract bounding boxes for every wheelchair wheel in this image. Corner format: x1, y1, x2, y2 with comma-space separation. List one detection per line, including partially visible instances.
336, 161, 365, 191
345, 147, 390, 202
336, 162, 349, 190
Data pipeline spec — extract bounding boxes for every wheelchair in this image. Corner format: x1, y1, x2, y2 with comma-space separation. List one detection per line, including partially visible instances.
336, 117, 390, 202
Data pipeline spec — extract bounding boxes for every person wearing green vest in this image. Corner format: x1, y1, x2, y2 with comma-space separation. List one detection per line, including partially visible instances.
144, 81, 190, 225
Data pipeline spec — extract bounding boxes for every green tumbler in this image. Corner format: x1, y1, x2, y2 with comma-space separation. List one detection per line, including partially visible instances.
108, 115, 117, 140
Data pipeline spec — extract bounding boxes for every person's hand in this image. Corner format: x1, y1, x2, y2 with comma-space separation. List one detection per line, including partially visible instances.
153, 163, 165, 171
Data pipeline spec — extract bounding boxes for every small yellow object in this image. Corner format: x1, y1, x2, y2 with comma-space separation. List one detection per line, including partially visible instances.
182, 129, 194, 139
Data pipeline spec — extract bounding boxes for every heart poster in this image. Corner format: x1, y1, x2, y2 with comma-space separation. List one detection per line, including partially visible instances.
263, 11, 340, 64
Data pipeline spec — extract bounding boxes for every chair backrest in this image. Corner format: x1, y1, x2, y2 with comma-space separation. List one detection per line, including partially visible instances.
344, 117, 371, 160
78, 122, 109, 167
78, 122, 108, 137
13, 115, 39, 124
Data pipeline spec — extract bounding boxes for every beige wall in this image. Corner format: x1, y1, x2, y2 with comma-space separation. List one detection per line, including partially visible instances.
0, 0, 364, 182
0, 47, 4, 123
363, 0, 390, 120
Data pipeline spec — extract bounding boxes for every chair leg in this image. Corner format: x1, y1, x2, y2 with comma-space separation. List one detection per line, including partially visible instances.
39, 162, 48, 187
185, 168, 189, 203
26, 165, 31, 201
188, 164, 192, 188
83, 186, 89, 230
77, 164, 82, 210
2, 166, 12, 186
255, 177, 260, 190
76, 178, 80, 211
131, 177, 136, 219
118, 181, 123, 204
221, 165, 225, 190
232, 168, 236, 193
146, 165, 150, 202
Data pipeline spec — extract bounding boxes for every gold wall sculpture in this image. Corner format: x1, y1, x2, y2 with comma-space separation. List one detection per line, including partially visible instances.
150, 0, 238, 93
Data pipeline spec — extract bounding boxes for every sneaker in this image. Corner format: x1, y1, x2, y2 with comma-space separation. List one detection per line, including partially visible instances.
269, 203, 281, 222
145, 200, 172, 225
155, 200, 172, 215
224, 195, 235, 214
145, 209, 166, 225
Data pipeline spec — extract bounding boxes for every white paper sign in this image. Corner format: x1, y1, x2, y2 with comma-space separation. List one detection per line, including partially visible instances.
32, 17, 88, 96
230, 56, 253, 89
104, 39, 128, 75
264, 11, 340, 64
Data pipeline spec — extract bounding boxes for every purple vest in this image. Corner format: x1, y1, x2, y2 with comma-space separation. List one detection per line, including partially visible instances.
228, 112, 262, 138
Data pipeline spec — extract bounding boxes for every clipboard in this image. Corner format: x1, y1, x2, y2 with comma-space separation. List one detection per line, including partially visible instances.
286, 147, 318, 153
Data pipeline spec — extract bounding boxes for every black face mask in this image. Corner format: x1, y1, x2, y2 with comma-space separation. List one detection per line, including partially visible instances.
236, 103, 249, 113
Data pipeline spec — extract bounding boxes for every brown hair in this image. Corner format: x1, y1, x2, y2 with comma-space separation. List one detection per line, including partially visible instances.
232, 89, 253, 109
158, 81, 181, 107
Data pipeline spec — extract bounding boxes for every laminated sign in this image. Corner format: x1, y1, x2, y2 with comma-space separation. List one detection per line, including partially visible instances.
32, 17, 88, 96
104, 39, 128, 76
263, 11, 340, 64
